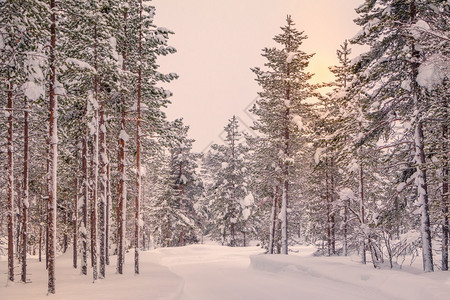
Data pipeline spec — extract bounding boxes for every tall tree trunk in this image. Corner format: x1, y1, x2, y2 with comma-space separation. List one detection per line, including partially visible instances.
63, 206, 68, 253
441, 97, 448, 271
91, 23, 99, 282
135, 0, 143, 274
359, 160, 366, 264
106, 159, 111, 266
48, 0, 58, 292
326, 161, 331, 256
414, 120, 434, 272
7, 79, 14, 282
268, 185, 279, 254
90, 142, 94, 268
81, 136, 88, 275
343, 199, 349, 256
99, 92, 107, 278
73, 177, 78, 269
117, 7, 128, 274
358, 104, 366, 264
117, 89, 127, 274
410, 0, 433, 272
117, 4, 130, 273
330, 159, 336, 255
46, 146, 49, 270
21, 97, 29, 282
39, 194, 43, 262
167, 215, 171, 247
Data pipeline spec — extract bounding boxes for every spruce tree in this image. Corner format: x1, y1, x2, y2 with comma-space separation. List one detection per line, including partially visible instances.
251, 15, 315, 254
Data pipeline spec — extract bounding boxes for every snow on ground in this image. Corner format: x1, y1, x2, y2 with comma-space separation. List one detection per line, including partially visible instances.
1, 243, 450, 299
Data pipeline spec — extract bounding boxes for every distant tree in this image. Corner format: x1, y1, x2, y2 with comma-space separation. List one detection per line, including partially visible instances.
204, 116, 254, 247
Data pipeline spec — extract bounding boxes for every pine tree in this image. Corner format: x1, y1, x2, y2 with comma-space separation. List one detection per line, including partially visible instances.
204, 116, 254, 246
251, 15, 316, 254
351, 0, 449, 272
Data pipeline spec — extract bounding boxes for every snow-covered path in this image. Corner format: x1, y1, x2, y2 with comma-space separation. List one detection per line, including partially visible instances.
155, 244, 450, 300
1, 244, 450, 299
155, 245, 378, 300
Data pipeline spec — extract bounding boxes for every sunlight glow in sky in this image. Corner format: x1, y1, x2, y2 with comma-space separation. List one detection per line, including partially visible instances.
152, 0, 364, 152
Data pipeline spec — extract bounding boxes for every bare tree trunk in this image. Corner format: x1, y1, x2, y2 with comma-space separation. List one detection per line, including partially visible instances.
47, 0, 58, 291
268, 185, 279, 254
81, 137, 88, 275
414, 120, 434, 272
21, 97, 29, 282
326, 161, 331, 256
63, 207, 68, 253
117, 6, 128, 275
330, 159, 336, 255
410, 0, 433, 273
106, 159, 111, 266
135, 0, 143, 274
442, 105, 449, 271
39, 198, 42, 262
117, 93, 127, 275
99, 92, 107, 279
90, 144, 94, 268
46, 145, 49, 271
357, 105, 366, 264
39, 183, 45, 263
91, 24, 99, 282
7, 79, 14, 282
359, 160, 366, 264
167, 215, 171, 247
73, 177, 78, 269
343, 199, 349, 256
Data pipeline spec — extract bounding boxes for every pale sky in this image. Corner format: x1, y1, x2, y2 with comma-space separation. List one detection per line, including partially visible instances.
152, 0, 364, 152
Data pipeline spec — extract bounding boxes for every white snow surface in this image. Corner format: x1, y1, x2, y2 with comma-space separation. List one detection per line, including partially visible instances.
286, 52, 297, 63
417, 54, 447, 91
338, 187, 355, 200
1, 243, 449, 299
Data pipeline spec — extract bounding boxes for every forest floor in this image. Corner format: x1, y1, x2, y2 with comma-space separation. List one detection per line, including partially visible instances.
1, 242, 450, 299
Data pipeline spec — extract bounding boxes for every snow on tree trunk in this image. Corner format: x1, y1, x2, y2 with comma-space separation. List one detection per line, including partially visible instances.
81, 137, 89, 276
135, 0, 143, 275
357, 111, 366, 265
359, 160, 366, 264
326, 160, 332, 256
281, 180, 288, 255
117, 78, 127, 273
330, 160, 336, 255
39, 194, 43, 262
414, 120, 434, 272
442, 120, 449, 271
106, 160, 111, 266
116, 5, 129, 275
343, 199, 349, 256
99, 95, 107, 278
91, 24, 99, 282
22, 96, 29, 283
47, 0, 58, 292
7, 79, 14, 283
74, 177, 78, 269
268, 185, 279, 254
410, 0, 433, 272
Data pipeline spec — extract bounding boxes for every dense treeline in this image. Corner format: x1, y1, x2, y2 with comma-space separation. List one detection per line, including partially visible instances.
0, 0, 191, 293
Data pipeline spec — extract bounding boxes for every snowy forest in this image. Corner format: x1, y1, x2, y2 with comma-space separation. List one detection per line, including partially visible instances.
1, 0, 449, 298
